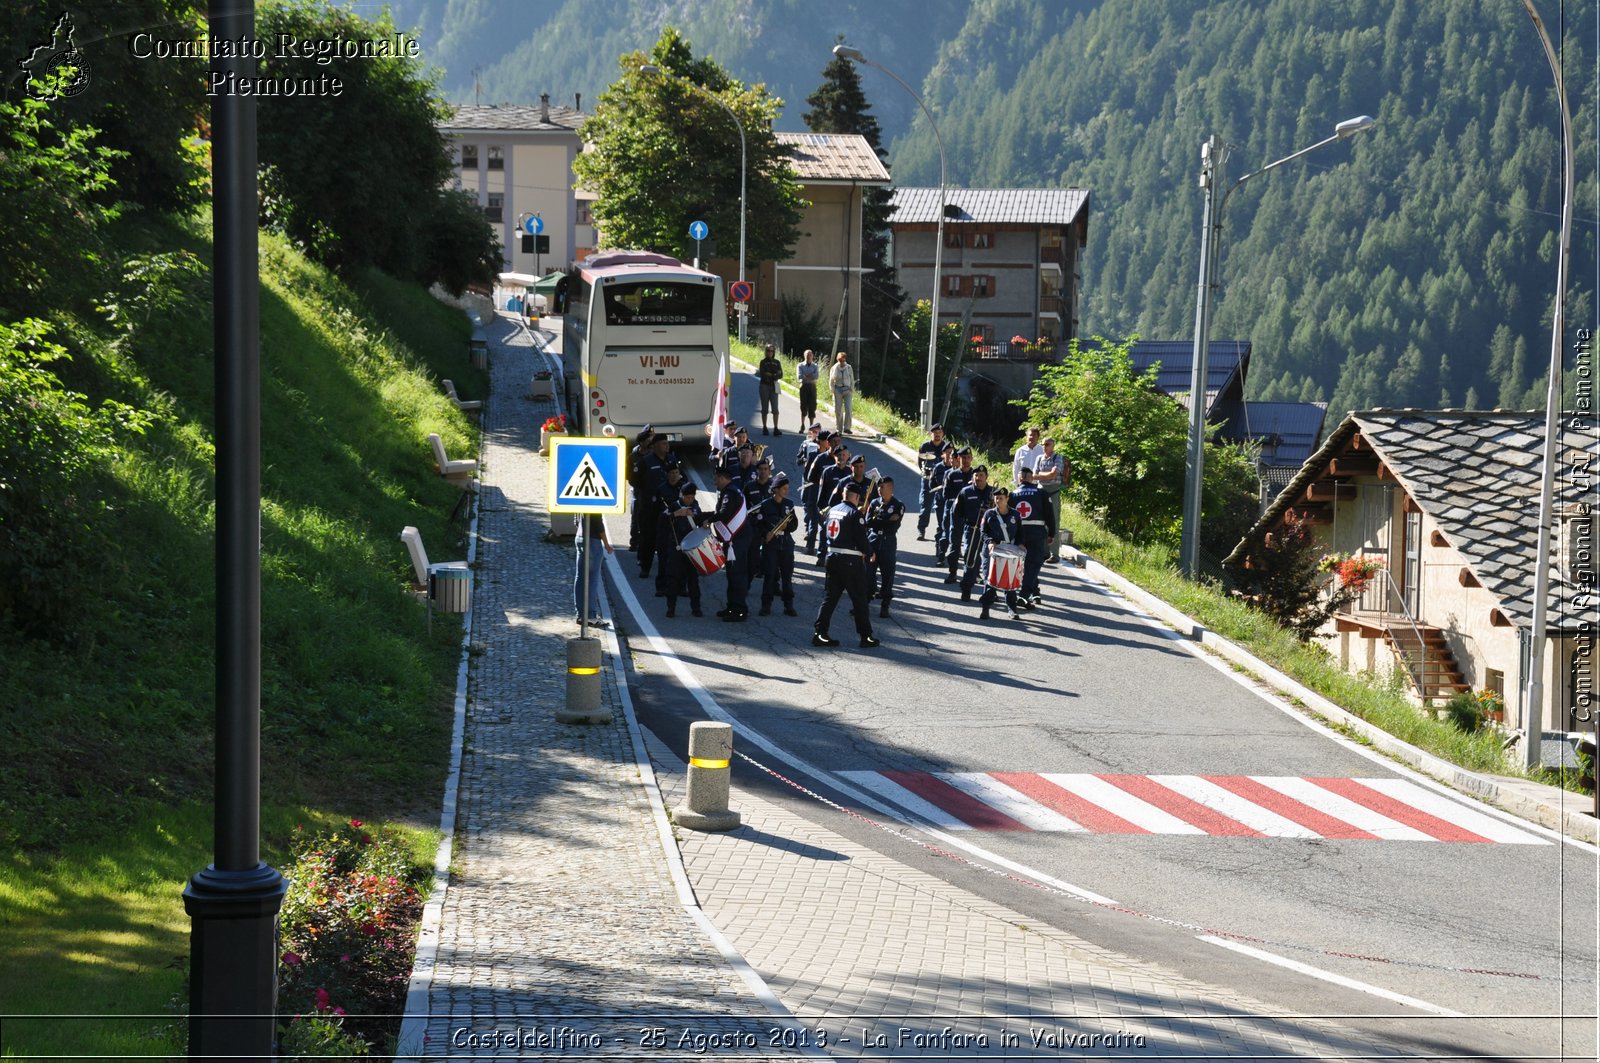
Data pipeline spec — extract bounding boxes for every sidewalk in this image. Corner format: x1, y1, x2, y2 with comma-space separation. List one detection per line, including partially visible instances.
391, 313, 1438, 1060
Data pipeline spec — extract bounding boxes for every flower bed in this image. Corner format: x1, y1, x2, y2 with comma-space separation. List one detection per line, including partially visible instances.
277, 820, 429, 1057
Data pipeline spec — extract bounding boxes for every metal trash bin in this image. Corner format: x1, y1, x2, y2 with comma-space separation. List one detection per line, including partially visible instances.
429, 563, 472, 613
468, 338, 489, 370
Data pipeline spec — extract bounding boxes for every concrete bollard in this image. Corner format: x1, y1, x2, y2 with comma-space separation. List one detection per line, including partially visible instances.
672, 721, 741, 831
557, 636, 611, 724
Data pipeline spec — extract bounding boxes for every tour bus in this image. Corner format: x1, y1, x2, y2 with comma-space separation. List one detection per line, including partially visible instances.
560, 251, 727, 446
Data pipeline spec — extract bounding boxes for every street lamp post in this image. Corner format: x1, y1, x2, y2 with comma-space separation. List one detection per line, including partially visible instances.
833, 44, 948, 431
640, 64, 748, 343
1180, 115, 1376, 579
1516, 0, 1575, 770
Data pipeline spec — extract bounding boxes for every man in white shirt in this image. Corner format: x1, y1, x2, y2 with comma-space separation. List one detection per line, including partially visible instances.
1011, 426, 1044, 486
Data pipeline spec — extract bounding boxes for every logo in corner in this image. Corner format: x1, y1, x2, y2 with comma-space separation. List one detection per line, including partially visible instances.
18, 13, 91, 100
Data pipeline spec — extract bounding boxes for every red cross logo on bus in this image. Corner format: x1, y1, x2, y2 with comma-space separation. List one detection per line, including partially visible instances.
1015, 500, 1033, 520
826, 517, 841, 540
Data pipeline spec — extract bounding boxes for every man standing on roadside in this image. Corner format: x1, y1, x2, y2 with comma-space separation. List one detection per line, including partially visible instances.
796, 350, 820, 433
828, 351, 856, 434
812, 480, 878, 649
1012, 426, 1044, 485
757, 343, 783, 437
916, 423, 946, 541
1033, 435, 1069, 564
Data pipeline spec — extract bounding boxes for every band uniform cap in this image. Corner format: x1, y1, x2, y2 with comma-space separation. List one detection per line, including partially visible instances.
636, 424, 654, 442
931, 422, 944, 431
772, 472, 789, 486
828, 431, 843, 442
680, 482, 699, 496
956, 446, 973, 456
1018, 465, 1035, 478
850, 454, 865, 465
842, 481, 865, 496
714, 466, 733, 479
811, 421, 824, 430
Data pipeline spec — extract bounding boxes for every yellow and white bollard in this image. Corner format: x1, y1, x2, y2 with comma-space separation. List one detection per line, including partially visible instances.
672, 721, 741, 831
557, 636, 611, 724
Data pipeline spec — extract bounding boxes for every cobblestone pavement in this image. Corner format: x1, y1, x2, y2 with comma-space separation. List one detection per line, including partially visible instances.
403, 314, 803, 1060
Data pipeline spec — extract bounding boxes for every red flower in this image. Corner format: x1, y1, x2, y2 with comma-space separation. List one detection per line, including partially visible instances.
313, 987, 331, 1012
281, 951, 302, 967
349, 819, 363, 828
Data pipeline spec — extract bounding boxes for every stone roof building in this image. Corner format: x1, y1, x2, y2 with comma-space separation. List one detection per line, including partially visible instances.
1226, 409, 1598, 741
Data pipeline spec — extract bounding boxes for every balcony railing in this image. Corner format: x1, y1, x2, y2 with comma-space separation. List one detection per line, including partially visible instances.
967, 340, 1058, 361
1040, 246, 1065, 266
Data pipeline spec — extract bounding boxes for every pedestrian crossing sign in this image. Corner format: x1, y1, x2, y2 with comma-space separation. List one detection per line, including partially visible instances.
548, 436, 628, 515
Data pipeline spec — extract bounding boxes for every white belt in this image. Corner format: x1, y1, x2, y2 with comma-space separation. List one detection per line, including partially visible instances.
1022, 520, 1047, 526
829, 547, 864, 557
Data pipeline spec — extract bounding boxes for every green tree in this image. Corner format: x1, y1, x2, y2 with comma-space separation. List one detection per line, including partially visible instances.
572, 28, 805, 264
0, 71, 123, 318
1, 0, 208, 213
803, 36, 903, 379
1225, 509, 1366, 642
256, 1, 494, 290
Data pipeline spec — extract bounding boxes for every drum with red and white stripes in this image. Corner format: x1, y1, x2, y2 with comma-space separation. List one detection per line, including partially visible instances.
987, 543, 1026, 590
679, 527, 725, 576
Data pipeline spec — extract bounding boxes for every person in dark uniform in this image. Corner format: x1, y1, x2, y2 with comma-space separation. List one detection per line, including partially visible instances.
815, 445, 853, 565
795, 421, 822, 476
1011, 465, 1056, 608
811, 480, 879, 648
802, 431, 836, 553
651, 462, 687, 599
731, 442, 759, 492
744, 457, 774, 573
924, 442, 956, 551
865, 476, 905, 617
916, 423, 946, 540
755, 473, 799, 616
949, 464, 991, 587
636, 432, 676, 577
628, 424, 655, 561
757, 344, 784, 436
936, 447, 974, 566
977, 487, 1024, 621
710, 466, 753, 621
661, 480, 703, 618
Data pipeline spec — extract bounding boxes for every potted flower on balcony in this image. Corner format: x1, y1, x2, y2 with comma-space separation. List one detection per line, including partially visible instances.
1475, 688, 1506, 725
540, 413, 570, 455
1322, 552, 1385, 596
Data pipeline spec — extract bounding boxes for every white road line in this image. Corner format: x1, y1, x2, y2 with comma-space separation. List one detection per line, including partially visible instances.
838, 771, 976, 831
1040, 772, 1206, 834
1151, 775, 1322, 839
1198, 935, 1466, 1017
940, 772, 1087, 832
1358, 778, 1550, 845
1251, 776, 1433, 842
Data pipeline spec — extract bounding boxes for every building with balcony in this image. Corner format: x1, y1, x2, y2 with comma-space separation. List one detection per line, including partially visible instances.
1225, 409, 1597, 743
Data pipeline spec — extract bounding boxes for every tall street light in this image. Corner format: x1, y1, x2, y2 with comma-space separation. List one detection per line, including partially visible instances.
833, 44, 947, 431
1516, 0, 1575, 770
1180, 114, 1376, 580
640, 64, 748, 343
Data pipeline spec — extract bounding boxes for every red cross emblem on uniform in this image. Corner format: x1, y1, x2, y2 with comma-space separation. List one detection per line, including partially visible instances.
826, 517, 841, 540
1015, 500, 1033, 519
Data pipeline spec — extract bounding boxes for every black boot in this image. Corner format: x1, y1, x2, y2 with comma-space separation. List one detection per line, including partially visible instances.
979, 604, 990, 620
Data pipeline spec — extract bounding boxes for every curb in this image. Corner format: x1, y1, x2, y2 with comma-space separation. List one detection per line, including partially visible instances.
1080, 555, 1599, 847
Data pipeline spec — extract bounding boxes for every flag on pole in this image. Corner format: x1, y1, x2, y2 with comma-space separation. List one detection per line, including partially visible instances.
709, 350, 730, 451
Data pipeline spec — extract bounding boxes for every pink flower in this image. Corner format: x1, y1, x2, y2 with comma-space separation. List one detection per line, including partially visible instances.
349, 819, 364, 828
313, 987, 331, 1012
340, 953, 352, 963
281, 951, 302, 967
333, 1007, 347, 1017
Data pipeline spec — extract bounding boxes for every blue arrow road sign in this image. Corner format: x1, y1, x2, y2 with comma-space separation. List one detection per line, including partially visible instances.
548, 436, 628, 515
524, 214, 544, 235
689, 220, 709, 241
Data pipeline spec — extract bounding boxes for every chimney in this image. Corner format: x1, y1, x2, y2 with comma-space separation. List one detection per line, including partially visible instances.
574, 92, 582, 113
540, 93, 550, 123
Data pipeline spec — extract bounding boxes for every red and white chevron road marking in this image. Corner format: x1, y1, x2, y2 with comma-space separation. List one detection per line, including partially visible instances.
836, 771, 1548, 844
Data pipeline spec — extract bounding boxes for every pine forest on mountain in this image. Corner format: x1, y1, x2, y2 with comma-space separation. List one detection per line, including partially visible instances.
399, 0, 1597, 423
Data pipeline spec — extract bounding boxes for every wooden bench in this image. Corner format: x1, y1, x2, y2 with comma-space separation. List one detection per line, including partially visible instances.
442, 379, 482, 413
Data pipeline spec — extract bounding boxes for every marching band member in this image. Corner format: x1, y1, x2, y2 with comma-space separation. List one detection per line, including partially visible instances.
924, 442, 956, 552
744, 457, 774, 573
661, 480, 703, 618
756, 473, 799, 616
710, 466, 753, 622
636, 432, 676, 578
815, 444, 853, 565
811, 480, 879, 649
1011, 465, 1055, 607
947, 461, 989, 587
976, 487, 1024, 621
915, 423, 946, 540
865, 476, 904, 617
801, 429, 835, 554
936, 446, 974, 567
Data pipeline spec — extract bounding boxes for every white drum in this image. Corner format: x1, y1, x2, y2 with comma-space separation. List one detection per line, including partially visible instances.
680, 527, 725, 577
987, 543, 1026, 591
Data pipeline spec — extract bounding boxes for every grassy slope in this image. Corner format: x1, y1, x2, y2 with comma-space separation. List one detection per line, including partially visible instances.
0, 218, 477, 1058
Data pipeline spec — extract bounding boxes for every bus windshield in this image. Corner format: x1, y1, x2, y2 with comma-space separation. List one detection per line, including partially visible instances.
601, 281, 713, 327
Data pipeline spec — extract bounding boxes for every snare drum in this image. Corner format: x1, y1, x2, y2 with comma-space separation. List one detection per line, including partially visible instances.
679, 527, 725, 577
987, 543, 1026, 591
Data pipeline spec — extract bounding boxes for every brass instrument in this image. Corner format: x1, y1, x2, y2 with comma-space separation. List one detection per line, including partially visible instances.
765, 505, 798, 542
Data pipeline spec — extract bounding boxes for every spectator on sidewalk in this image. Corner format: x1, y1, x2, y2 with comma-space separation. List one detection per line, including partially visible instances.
757, 344, 783, 436
574, 514, 613, 626
829, 351, 856, 434
1012, 426, 1044, 485
796, 350, 820, 432
1033, 435, 1070, 563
